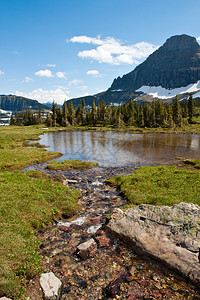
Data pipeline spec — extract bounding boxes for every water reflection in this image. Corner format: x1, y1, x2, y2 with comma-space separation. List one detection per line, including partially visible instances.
39, 130, 200, 167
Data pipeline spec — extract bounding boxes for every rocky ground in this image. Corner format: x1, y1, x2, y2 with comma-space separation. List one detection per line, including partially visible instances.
24, 165, 200, 299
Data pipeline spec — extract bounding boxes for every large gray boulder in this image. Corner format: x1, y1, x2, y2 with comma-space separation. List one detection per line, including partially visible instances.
40, 272, 62, 300
106, 203, 200, 286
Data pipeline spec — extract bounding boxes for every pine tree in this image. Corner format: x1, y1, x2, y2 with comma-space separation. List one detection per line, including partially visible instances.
173, 96, 182, 127
62, 101, 69, 126
68, 101, 76, 126
52, 100, 57, 127
46, 112, 52, 127
127, 98, 135, 126
91, 100, 97, 125
188, 94, 194, 122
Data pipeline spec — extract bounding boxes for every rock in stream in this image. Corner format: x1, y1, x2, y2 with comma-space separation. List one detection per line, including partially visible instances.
24, 165, 200, 299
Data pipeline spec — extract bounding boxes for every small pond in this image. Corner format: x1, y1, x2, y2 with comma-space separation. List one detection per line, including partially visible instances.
39, 130, 200, 166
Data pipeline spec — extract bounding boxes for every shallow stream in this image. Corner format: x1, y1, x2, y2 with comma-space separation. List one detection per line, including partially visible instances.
26, 164, 199, 299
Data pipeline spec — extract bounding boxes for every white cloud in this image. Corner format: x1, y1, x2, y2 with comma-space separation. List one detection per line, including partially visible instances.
45, 64, 56, 67
69, 35, 158, 65
0, 70, 5, 75
15, 88, 70, 105
87, 70, 102, 78
56, 71, 67, 79
35, 69, 54, 78
69, 79, 83, 86
22, 76, 33, 83
70, 35, 102, 45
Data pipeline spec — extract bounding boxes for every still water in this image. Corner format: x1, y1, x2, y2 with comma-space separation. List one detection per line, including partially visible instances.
39, 130, 200, 166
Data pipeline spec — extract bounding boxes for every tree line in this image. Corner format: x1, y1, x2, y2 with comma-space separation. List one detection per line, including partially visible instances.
10, 95, 196, 128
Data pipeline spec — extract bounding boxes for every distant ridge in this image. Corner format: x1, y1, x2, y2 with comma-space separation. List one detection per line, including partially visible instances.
0, 95, 51, 112
69, 34, 200, 107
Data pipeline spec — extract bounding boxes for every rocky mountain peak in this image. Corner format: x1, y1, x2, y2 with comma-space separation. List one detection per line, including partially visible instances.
160, 34, 200, 53
110, 34, 200, 91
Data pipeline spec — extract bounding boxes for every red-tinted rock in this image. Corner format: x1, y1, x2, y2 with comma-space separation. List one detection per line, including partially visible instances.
95, 235, 110, 247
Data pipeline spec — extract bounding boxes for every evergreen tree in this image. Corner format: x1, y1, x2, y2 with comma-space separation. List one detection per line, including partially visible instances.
62, 101, 69, 126
68, 101, 76, 126
52, 100, 57, 127
10, 114, 16, 125
188, 94, 194, 122
91, 100, 97, 125
173, 96, 182, 126
46, 112, 52, 127
143, 102, 151, 127
127, 98, 135, 126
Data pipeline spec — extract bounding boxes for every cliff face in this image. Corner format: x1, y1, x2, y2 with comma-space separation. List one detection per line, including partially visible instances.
110, 34, 200, 91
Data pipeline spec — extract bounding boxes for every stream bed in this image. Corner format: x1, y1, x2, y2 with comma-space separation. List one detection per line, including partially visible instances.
25, 163, 200, 299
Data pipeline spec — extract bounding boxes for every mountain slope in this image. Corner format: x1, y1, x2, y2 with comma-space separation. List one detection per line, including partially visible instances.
0, 95, 51, 112
70, 34, 200, 107
110, 34, 200, 91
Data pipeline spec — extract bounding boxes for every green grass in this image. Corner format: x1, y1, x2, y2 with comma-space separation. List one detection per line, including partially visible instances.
65, 123, 200, 134
46, 159, 99, 170
107, 165, 200, 207
0, 125, 63, 170
0, 170, 80, 298
182, 159, 200, 169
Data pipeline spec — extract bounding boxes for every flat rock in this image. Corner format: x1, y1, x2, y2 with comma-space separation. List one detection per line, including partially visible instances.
107, 202, 200, 287
77, 238, 97, 259
0, 298, 12, 300
40, 272, 62, 300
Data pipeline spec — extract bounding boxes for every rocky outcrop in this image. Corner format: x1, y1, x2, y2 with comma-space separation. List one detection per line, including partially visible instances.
111, 34, 200, 91
106, 203, 200, 287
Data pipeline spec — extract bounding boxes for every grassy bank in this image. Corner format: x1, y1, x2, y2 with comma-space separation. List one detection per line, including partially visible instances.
69, 122, 200, 134
47, 159, 99, 170
183, 159, 200, 169
0, 125, 63, 170
0, 126, 82, 298
0, 170, 80, 298
107, 164, 200, 207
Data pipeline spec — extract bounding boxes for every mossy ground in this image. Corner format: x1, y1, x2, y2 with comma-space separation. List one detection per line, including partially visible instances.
107, 164, 200, 207
70, 122, 200, 134
47, 159, 99, 170
0, 170, 80, 298
0, 126, 82, 298
182, 159, 200, 169
0, 125, 63, 170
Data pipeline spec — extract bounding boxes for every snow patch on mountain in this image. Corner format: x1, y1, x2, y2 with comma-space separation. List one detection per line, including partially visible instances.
136, 81, 200, 99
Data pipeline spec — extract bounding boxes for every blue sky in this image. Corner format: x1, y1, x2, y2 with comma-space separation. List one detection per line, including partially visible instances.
0, 0, 200, 104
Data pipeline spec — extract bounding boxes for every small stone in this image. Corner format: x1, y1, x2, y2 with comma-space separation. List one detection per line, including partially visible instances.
51, 248, 62, 257
62, 179, 68, 186
77, 238, 97, 259
95, 235, 110, 247
129, 266, 136, 276
0, 298, 12, 300
40, 272, 62, 300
